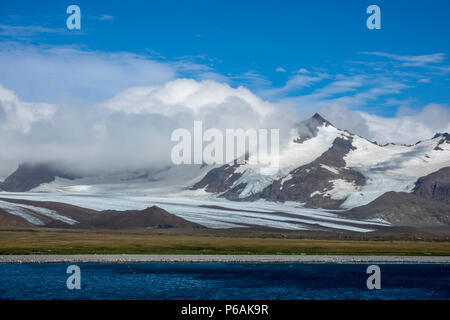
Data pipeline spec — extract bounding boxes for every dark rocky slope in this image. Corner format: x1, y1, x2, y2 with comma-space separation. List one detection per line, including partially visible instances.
0, 208, 34, 228
0, 198, 203, 230
413, 166, 450, 204
0, 163, 77, 192
191, 163, 242, 193
345, 191, 450, 227
259, 136, 365, 209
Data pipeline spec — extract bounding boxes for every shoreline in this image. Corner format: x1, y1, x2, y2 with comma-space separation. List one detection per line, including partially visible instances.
1, 254, 450, 264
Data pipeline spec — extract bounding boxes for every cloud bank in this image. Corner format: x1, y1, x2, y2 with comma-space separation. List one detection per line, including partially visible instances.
1, 77, 448, 179
0, 79, 297, 178
319, 103, 450, 145
0, 44, 449, 178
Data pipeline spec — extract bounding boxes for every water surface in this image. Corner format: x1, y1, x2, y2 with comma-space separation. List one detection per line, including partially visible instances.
0, 263, 448, 300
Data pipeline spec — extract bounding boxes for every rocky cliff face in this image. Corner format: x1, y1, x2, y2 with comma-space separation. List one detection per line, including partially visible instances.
413, 166, 450, 204
433, 133, 450, 151
191, 162, 242, 193
345, 191, 450, 227
259, 136, 366, 209
0, 163, 77, 192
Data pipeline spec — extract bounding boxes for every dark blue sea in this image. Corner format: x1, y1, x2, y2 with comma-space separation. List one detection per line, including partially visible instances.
0, 263, 449, 300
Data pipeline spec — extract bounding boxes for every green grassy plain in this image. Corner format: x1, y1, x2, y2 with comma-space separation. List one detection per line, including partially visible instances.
1, 229, 449, 255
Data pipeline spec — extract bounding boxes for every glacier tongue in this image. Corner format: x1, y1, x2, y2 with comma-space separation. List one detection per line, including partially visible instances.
231, 169, 281, 199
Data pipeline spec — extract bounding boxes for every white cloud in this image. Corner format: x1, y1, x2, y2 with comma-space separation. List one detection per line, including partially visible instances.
360, 52, 446, 67
0, 84, 55, 133
277, 74, 410, 115
319, 104, 450, 145
275, 67, 287, 73
329, 78, 409, 109
263, 74, 325, 98
0, 43, 448, 178
97, 15, 114, 21
0, 43, 224, 103
295, 68, 310, 74
0, 79, 297, 178
361, 104, 450, 144
313, 75, 366, 98
0, 76, 448, 179
103, 79, 274, 117
231, 70, 272, 90
0, 24, 65, 39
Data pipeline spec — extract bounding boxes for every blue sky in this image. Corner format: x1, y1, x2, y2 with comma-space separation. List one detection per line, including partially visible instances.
0, 0, 449, 117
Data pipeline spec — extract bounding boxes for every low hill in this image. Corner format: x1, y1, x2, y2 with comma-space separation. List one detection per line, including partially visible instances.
0, 198, 203, 230
0, 208, 34, 228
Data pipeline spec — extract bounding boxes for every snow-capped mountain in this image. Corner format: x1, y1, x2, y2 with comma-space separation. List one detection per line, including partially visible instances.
0, 113, 448, 232
191, 113, 450, 210
1, 113, 449, 212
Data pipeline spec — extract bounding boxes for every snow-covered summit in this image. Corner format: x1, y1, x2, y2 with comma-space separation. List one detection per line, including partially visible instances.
191, 113, 450, 209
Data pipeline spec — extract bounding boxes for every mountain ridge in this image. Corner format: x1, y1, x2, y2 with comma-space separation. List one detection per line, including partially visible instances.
190, 113, 450, 210
0, 197, 204, 230
1, 113, 449, 231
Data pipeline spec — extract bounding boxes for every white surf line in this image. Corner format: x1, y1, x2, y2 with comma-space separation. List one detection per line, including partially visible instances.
3, 254, 449, 263
0, 200, 45, 226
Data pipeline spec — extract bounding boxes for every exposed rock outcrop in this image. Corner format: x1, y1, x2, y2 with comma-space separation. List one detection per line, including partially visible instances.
260, 136, 365, 209
433, 133, 450, 151
0, 163, 78, 192
345, 191, 450, 227
413, 166, 450, 204
191, 163, 242, 193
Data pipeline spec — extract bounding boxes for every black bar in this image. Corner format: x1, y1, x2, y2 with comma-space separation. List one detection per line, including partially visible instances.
1, 300, 448, 319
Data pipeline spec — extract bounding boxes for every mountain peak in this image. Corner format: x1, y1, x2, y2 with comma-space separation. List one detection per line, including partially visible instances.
293, 113, 334, 144
0, 162, 78, 192
432, 132, 450, 151
311, 113, 333, 127
432, 132, 450, 140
